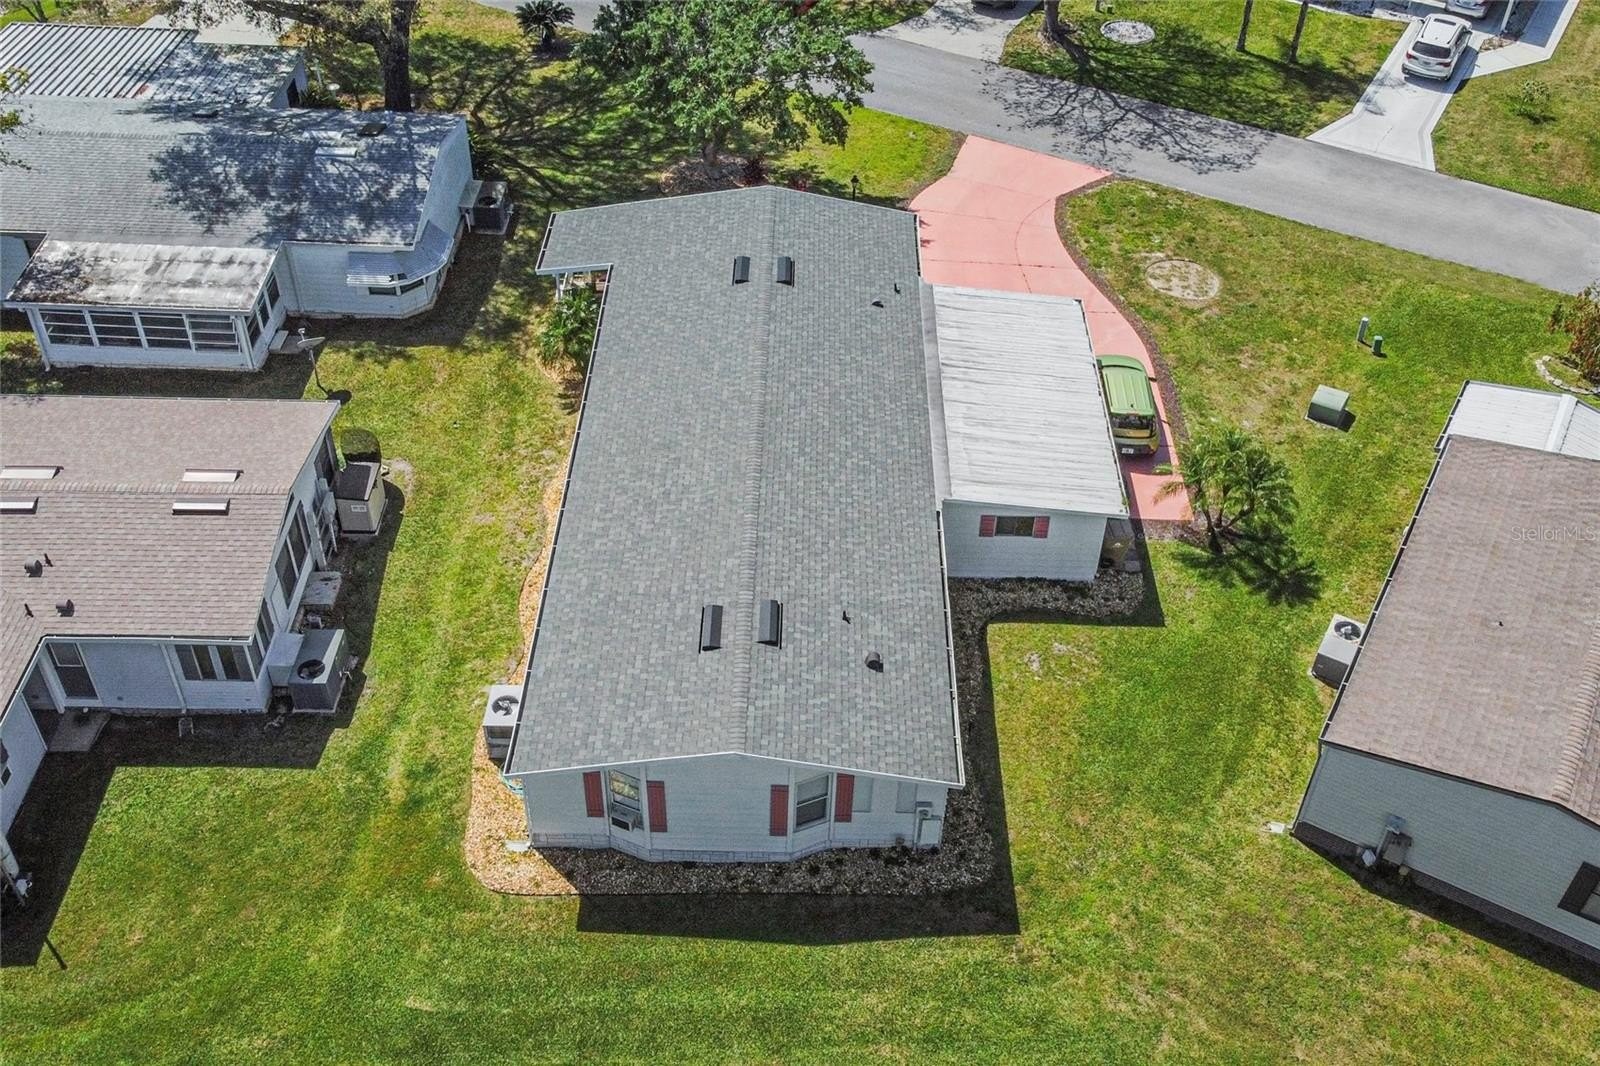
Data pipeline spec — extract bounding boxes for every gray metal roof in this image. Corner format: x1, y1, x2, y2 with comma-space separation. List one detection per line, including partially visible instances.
1323, 436, 1600, 823
2, 97, 461, 247
509, 187, 961, 784
926, 285, 1127, 516
1442, 380, 1600, 460
0, 394, 339, 711
0, 22, 299, 104
9, 240, 276, 310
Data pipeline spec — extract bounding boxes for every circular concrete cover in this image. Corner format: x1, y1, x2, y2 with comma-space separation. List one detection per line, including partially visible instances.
1100, 19, 1155, 45
1144, 258, 1221, 301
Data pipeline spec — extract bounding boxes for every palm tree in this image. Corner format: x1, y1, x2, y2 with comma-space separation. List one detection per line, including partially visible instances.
1159, 424, 1298, 552
516, 0, 575, 54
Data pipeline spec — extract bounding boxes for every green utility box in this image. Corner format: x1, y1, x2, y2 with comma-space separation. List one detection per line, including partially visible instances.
1307, 385, 1350, 429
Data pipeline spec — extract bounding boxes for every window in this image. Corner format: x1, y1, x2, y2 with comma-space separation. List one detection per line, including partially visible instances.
852, 777, 874, 814
188, 314, 241, 353
895, 781, 918, 814
367, 285, 399, 297
994, 515, 1039, 537
1, 740, 10, 789
608, 769, 642, 830
288, 507, 310, 571
48, 642, 98, 701
274, 507, 311, 598
265, 272, 282, 310
40, 309, 92, 345
138, 312, 192, 348
177, 644, 255, 683
88, 311, 142, 347
1559, 863, 1600, 923
794, 774, 830, 829
274, 539, 297, 599
249, 601, 276, 672
399, 277, 426, 294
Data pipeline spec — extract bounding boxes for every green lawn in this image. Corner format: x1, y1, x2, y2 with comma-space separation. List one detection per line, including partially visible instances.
1002, 0, 1400, 137
5, 2, 1600, 1059
775, 106, 964, 205
836, 0, 935, 33
1433, 0, 1600, 213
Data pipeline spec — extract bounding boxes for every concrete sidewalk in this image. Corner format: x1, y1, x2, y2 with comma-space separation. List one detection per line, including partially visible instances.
911, 137, 1190, 523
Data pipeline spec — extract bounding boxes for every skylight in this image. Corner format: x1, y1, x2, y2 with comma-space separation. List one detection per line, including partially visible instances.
182, 469, 242, 484
0, 498, 38, 514
172, 498, 230, 515
1, 465, 60, 480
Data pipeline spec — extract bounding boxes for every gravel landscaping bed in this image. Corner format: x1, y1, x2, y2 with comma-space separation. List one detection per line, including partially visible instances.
468, 568, 1148, 896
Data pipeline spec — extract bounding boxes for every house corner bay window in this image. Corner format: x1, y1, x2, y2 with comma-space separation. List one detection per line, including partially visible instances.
608, 769, 642, 830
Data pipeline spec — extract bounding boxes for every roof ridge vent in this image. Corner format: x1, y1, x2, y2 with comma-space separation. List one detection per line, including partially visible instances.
699, 603, 724, 652
757, 598, 782, 647
773, 255, 794, 286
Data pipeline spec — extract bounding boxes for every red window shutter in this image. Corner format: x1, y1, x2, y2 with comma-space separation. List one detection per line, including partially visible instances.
834, 774, 854, 823
769, 784, 789, 836
1033, 516, 1050, 538
647, 780, 667, 833
978, 514, 997, 538
582, 771, 604, 818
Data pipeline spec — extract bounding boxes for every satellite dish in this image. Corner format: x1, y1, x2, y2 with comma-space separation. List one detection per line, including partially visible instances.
295, 336, 326, 351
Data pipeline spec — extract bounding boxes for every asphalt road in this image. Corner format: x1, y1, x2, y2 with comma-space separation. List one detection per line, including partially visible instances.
477, 1, 1600, 293
857, 36, 1600, 294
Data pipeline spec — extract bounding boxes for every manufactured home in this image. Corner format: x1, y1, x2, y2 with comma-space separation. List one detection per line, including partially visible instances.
0, 23, 507, 372
1295, 408, 1600, 964
498, 187, 1129, 862
0, 395, 350, 848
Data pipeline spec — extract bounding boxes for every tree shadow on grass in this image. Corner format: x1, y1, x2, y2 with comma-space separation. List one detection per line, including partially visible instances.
1174, 529, 1324, 606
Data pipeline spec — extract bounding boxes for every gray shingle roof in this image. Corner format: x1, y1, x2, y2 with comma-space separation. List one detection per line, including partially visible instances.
3, 97, 461, 247
509, 187, 961, 784
0, 394, 338, 708
1323, 435, 1600, 822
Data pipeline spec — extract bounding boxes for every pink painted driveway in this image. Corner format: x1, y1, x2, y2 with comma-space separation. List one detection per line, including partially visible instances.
912, 137, 1189, 522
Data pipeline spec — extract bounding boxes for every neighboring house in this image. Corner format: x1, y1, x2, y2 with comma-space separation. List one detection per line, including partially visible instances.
0, 23, 503, 372
1295, 400, 1600, 964
502, 187, 1127, 862
0, 394, 343, 843
925, 284, 1127, 581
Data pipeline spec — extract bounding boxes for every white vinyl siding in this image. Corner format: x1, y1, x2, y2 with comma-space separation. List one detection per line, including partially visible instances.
942, 500, 1107, 582
1299, 745, 1600, 956
1, 691, 47, 833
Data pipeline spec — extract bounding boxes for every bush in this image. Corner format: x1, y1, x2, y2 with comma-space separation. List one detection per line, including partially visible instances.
1549, 281, 1600, 385
339, 427, 382, 466
535, 285, 600, 371
1512, 78, 1553, 122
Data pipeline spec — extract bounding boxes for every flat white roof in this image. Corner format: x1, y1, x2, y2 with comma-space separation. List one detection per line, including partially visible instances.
8, 240, 275, 311
1442, 381, 1600, 460
926, 285, 1128, 517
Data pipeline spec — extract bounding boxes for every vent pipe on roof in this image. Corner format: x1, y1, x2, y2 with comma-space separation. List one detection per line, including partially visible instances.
23, 559, 43, 578
700, 604, 724, 652
773, 256, 794, 286
757, 599, 782, 647
865, 651, 883, 673
732, 256, 751, 284
56, 599, 74, 617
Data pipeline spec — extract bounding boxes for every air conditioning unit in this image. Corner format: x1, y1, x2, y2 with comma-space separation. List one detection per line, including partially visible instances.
482, 683, 520, 767
335, 461, 386, 539
288, 627, 349, 713
1312, 613, 1364, 687
470, 180, 512, 235
610, 808, 641, 832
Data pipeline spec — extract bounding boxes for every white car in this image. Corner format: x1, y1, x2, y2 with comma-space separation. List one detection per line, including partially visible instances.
1402, 14, 1472, 80
1445, 0, 1490, 18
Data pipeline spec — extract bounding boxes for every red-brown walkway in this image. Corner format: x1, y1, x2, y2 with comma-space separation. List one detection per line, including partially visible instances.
912, 137, 1189, 522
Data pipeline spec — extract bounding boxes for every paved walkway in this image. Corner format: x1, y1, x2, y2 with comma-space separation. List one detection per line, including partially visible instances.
912, 137, 1190, 522
868, 0, 1038, 62
856, 34, 1600, 293
1309, 0, 1580, 169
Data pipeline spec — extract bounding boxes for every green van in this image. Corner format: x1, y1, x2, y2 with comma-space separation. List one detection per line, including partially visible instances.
1096, 355, 1160, 456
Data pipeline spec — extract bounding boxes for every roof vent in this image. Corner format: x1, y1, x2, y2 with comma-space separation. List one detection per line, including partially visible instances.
358, 120, 388, 138
56, 599, 74, 617
0, 497, 38, 514
757, 598, 782, 647
1, 466, 59, 480
172, 498, 230, 515
773, 256, 794, 286
699, 604, 724, 652
732, 255, 751, 284
865, 651, 883, 673
23, 559, 43, 578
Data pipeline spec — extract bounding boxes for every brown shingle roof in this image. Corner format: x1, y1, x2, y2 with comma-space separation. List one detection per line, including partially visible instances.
1323, 435, 1600, 822
0, 395, 337, 705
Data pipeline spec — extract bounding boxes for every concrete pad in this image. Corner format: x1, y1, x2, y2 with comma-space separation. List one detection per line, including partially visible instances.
912, 135, 1191, 523
870, 0, 1039, 63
